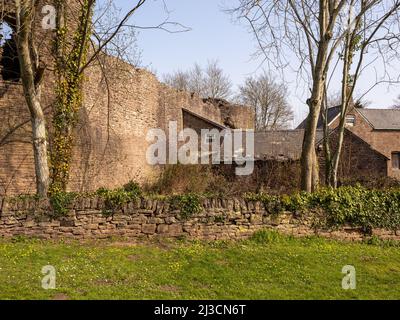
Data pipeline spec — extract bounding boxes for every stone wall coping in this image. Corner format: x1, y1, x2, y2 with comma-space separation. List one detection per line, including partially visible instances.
0, 196, 270, 214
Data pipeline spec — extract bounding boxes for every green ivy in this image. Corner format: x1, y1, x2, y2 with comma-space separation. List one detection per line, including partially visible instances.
96, 181, 142, 216
244, 192, 287, 215
123, 181, 142, 195
8, 194, 42, 203
245, 186, 400, 232
50, 0, 93, 194
50, 192, 78, 217
169, 193, 203, 220
8, 184, 400, 233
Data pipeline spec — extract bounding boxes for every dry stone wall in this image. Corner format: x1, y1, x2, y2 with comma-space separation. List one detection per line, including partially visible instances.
0, 197, 398, 242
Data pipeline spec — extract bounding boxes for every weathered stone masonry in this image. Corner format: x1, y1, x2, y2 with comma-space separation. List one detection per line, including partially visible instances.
0, 1, 255, 196
0, 197, 398, 241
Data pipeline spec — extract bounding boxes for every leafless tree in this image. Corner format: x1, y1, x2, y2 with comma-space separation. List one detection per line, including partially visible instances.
203, 60, 232, 99
323, 0, 400, 188
393, 95, 400, 109
12, 0, 49, 196
93, 1, 142, 67
50, 0, 189, 193
0, 0, 151, 196
87, 0, 189, 72
188, 63, 205, 96
163, 70, 190, 92
164, 60, 232, 99
2, 0, 187, 195
230, 0, 400, 192
238, 72, 294, 131
326, 91, 343, 107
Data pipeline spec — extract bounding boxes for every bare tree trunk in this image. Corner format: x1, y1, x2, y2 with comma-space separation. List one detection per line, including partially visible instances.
321, 86, 332, 186
330, 67, 350, 189
312, 146, 319, 191
300, 1, 333, 193
301, 57, 328, 192
30, 113, 50, 196
301, 107, 319, 192
232, 0, 400, 190
16, 0, 50, 196
330, 3, 357, 189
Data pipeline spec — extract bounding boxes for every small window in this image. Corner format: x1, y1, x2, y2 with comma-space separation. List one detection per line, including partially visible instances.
205, 133, 217, 144
0, 22, 20, 82
0, 22, 12, 46
345, 115, 356, 126
392, 152, 400, 170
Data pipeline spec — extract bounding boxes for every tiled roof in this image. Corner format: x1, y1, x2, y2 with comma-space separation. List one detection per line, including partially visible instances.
254, 130, 324, 161
357, 108, 400, 130
296, 106, 341, 129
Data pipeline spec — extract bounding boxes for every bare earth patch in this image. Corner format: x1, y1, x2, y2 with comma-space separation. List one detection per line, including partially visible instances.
52, 293, 70, 300
159, 285, 181, 293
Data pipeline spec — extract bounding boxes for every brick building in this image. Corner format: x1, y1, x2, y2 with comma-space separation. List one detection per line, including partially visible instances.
296, 105, 400, 181
247, 102, 400, 188
2, 1, 397, 196
0, 1, 254, 196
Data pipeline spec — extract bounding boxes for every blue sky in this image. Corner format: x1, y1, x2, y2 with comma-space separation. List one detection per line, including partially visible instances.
111, 0, 400, 127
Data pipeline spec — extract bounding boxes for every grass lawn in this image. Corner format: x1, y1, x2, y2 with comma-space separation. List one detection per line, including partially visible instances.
0, 231, 400, 300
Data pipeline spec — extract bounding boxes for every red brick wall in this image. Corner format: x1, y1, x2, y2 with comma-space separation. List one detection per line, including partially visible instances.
351, 110, 400, 179
318, 128, 388, 183
329, 109, 400, 180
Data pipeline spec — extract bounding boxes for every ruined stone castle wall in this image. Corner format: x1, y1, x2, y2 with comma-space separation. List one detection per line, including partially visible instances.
0, 1, 254, 195
0, 55, 254, 195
